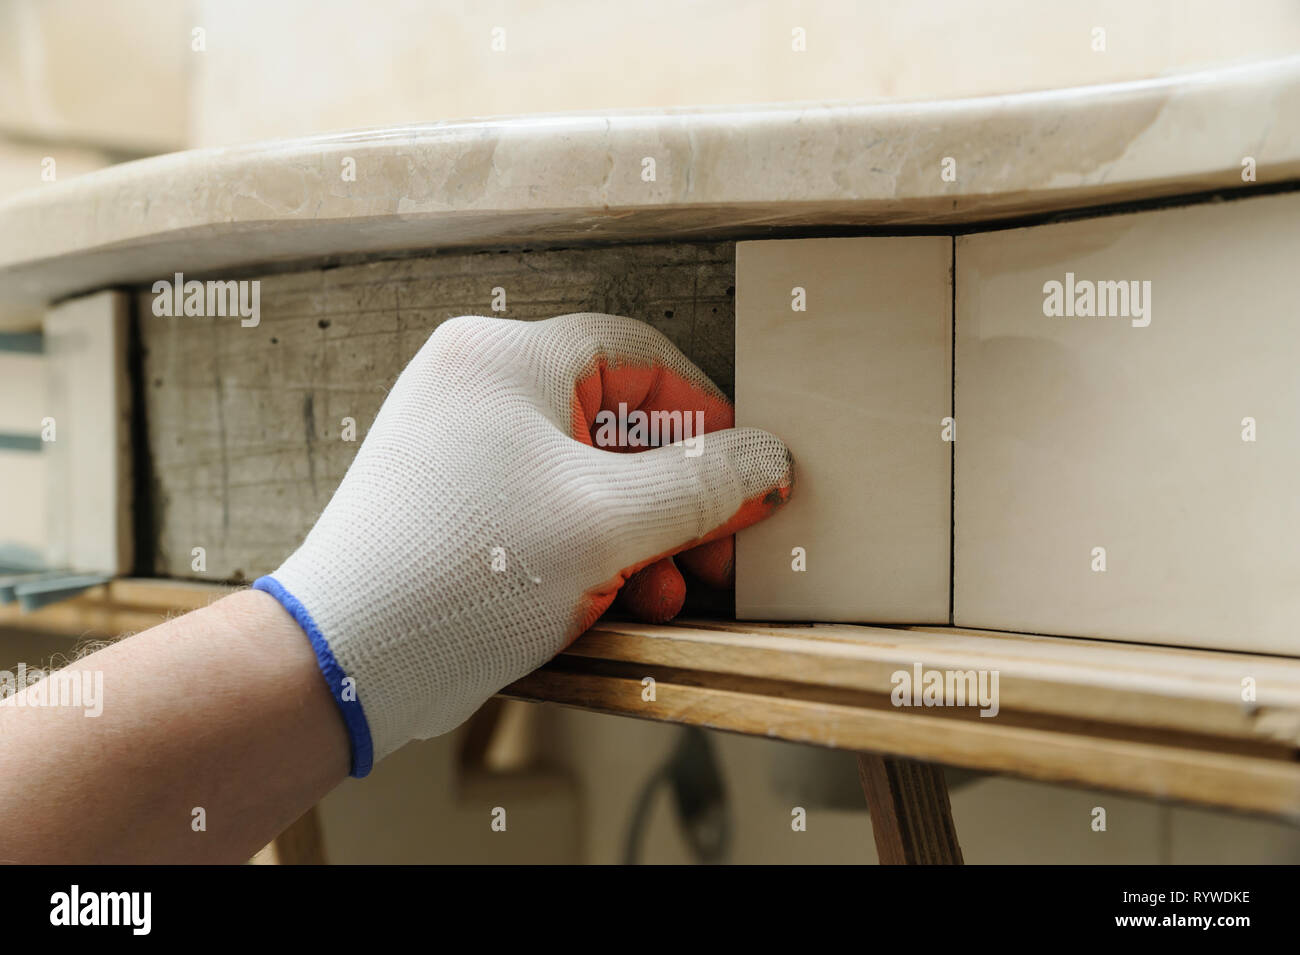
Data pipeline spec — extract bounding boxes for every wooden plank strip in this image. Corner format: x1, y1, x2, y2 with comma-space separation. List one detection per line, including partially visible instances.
857, 754, 963, 865
0, 578, 234, 637
502, 669, 1300, 817
6, 578, 1298, 815
564, 621, 1300, 746
6, 579, 1300, 749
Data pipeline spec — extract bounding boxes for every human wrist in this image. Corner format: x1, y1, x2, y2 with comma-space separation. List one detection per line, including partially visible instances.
250, 574, 375, 777
214, 586, 351, 782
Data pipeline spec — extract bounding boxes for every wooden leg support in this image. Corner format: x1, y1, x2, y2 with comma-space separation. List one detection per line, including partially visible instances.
857, 753, 964, 865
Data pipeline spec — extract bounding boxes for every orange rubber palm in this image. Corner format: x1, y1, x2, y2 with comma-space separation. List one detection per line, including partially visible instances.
569, 352, 773, 624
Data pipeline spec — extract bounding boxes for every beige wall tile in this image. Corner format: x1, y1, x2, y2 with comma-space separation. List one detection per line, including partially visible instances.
736, 237, 951, 624
0, 138, 111, 200
0, 0, 191, 154
956, 193, 1300, 653
189, 0, 1300, 147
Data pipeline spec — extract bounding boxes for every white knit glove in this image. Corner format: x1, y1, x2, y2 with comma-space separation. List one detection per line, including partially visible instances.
255, 313, 793, 776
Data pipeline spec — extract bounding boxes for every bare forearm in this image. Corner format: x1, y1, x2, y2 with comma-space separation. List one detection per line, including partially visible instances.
0, 590, 349, 863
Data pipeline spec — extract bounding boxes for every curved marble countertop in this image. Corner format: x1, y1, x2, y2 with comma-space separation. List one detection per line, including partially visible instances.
2, 56, 1299, 305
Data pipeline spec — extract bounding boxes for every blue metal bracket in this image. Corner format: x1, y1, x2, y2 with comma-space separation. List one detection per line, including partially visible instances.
10, 574, 112, 612
0, 433, 43, 452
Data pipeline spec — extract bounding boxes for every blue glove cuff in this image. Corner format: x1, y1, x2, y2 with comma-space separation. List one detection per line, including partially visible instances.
253, 575, 374, 778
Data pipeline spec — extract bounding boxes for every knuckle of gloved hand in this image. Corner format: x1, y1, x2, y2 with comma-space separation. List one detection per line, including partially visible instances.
425, 314, 498, 357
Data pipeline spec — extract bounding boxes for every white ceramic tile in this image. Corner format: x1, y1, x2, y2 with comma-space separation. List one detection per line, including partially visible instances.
736, 237, 951, 623
956, 192, 1300, 653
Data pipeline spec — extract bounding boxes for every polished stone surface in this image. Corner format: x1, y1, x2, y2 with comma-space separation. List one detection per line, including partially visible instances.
2, 56, 1298, 306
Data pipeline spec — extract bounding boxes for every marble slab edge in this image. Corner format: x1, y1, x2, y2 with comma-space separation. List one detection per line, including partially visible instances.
2, 55, 1298, 306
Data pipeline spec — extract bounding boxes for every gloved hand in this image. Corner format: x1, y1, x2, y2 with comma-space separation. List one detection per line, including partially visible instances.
255, 313, 793, 776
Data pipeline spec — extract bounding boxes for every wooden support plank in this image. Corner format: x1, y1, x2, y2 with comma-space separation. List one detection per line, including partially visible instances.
505, 667, 1300, 816
559, 620, 1300, 746
0, 578, 234, 637
6, 579, 1298, 817
857, 753, 963, 865
12, 583, 1299, 748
